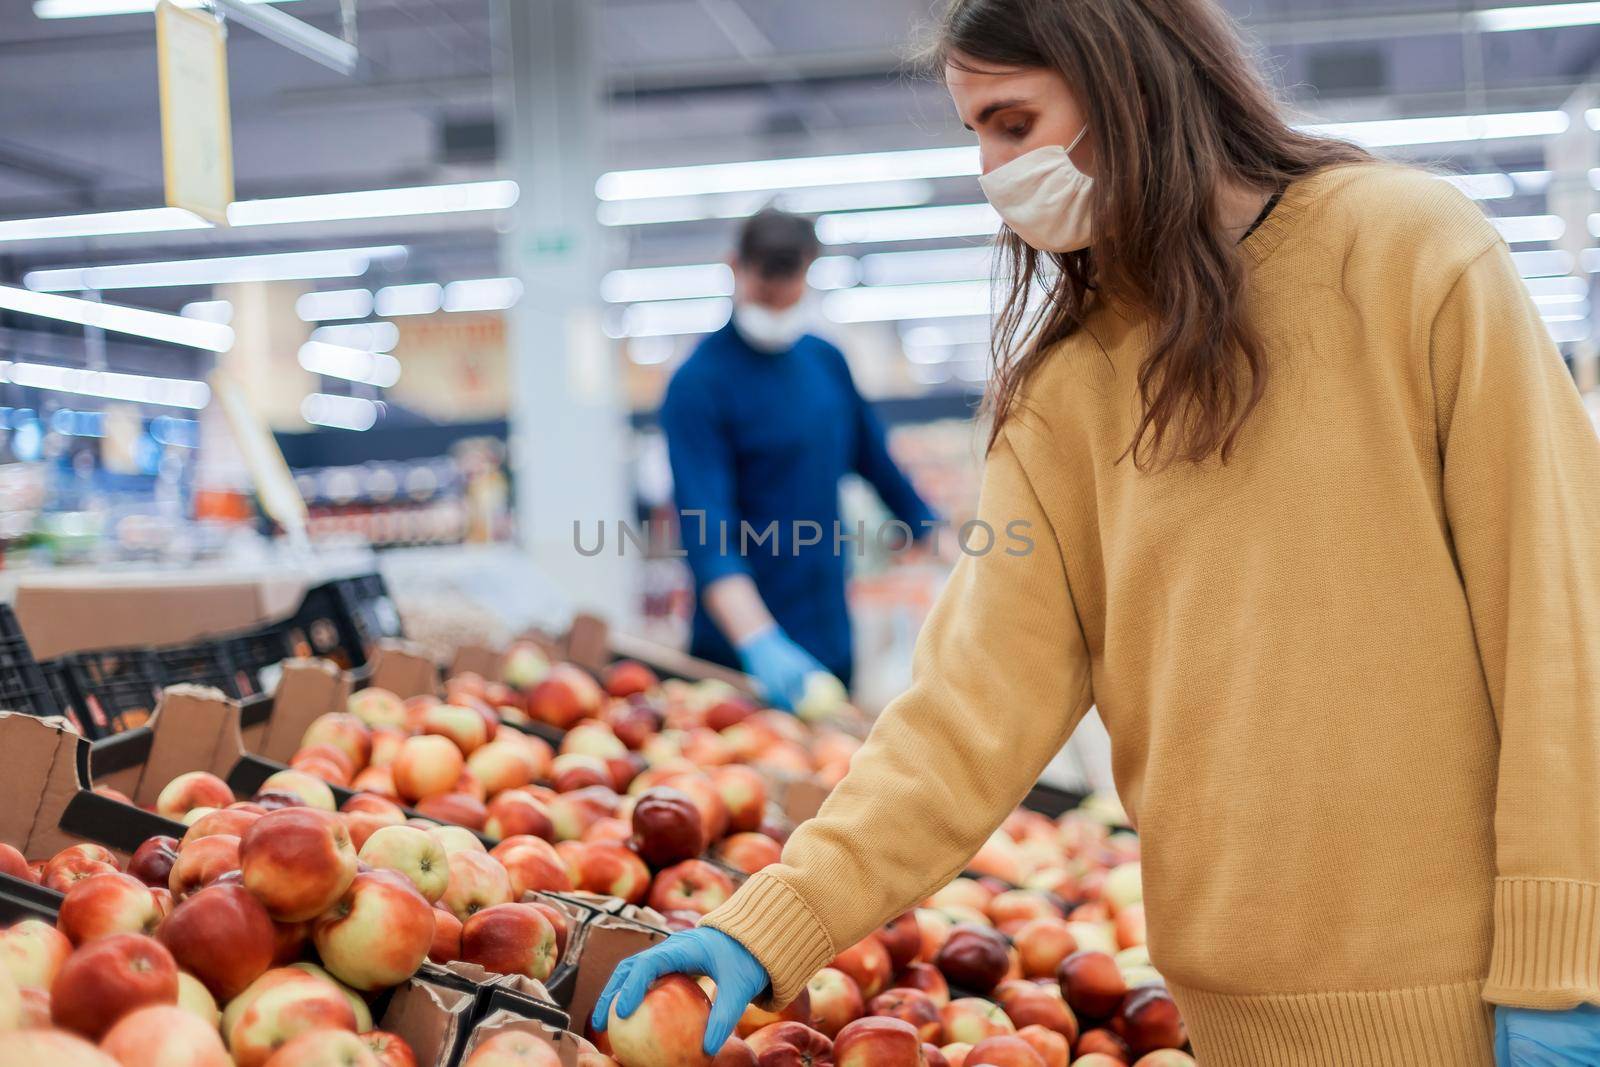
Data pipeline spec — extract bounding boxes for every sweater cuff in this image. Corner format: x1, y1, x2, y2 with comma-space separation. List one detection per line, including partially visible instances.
701, 872, 835, 1010
1483, 877, 1600, 1009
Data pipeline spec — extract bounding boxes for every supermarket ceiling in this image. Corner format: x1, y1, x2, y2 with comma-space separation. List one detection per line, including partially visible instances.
0, 0, 1595, 289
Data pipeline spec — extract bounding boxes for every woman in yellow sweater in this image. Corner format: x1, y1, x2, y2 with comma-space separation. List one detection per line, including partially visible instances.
595, 0, 1600, 1062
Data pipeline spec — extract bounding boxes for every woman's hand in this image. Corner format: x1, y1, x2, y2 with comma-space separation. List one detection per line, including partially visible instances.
591, 927, 771, 1056
1496, 1005, 1600, 1065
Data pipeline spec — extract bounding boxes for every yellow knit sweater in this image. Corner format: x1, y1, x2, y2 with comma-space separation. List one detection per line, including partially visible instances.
702, 162, 1600, 1066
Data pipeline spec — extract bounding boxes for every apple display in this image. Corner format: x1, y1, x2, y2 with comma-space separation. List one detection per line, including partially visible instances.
937, 1000, 1014, 1046
57, 872, 164, 943
867, 988, 942, 1043
805, 967, 864, 1038
460, 902, 558, 980
606, 973, 715, 1067
240, 809, 358, 922
1101, 864, 1141, 913
439, 848, 515, 922
463, 1029, 564, 1067
52, 932, 179, 1040
223, 968, 359, 1067
392, 735, 467, 803
1056, 953, 1126, 1021
744, 1022, 835, 1067
257, 770, 337, 813
704, 695, 756, 733
934, 926, 1010, 994
831, 936, 893, 1000
647, 859, 735, 916
168, 834, 243, 898
833, 1017, 923, 1067
99, 1003, 232, 1067
156, 772, 235, 821
312, 869, 435, 990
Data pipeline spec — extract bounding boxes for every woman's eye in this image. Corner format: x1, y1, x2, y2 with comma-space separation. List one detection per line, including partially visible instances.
1004, 121, 1031, 139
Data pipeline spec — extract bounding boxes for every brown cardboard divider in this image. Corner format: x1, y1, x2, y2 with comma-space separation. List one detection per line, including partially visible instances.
379, 970, 476, 1067
564, 910, 670, 1034
450, 643, 506, 683
249, 657, 351, 763
459, 1010, 598, 1067
368, 641, 443, 700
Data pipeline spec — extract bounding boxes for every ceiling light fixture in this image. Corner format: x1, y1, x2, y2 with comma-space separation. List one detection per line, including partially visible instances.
26, 246, 406, 292
0, 284, 233, 351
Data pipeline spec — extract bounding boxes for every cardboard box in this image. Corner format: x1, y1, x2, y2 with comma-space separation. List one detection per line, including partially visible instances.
14, 572, 310, 661
459, 1010, 597, 1067
562, 910, 670, 1031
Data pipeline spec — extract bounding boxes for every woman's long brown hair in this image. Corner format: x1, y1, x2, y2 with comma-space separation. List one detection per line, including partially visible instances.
929, 0, 1372, 466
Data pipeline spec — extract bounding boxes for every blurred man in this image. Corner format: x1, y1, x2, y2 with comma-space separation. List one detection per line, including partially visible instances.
659, 209, 937, 710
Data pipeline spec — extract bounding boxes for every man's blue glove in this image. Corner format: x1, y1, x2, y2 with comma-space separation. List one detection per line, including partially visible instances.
591, 927, 770, 1056
1496, 1005, 1600, 1065
737, 627, 826, 713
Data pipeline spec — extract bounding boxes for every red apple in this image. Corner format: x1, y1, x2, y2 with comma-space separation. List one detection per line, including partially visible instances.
806, 967, 864, 1038
301, 712, 374, 769
0, 917, 73, 989
1012, 920, 1076, 980
937, 1000, 1013, 1047
156, 772, 235, 820
964, 1037, 1042, 1067
993, 987, 1076, 1043
121, 836, 177, 889
392, 735, 466, 803
257, 769, 337, 813
184, 805, 262, 844
358, 824, 450, 903
552, 753, 613, 794
834, 1017, 921, 1067
424, 703, 490, 756
349, 687, 406, 729
271, 919, 311, 966
1129, 1053, 1194, 1067
708, 766, 766, 834
1112, 906, 1145, 951
876, 914, 921, 971
158, 882, 276, 1002
493, 835, 575, 896
44, 844, 120, 893
439, 848, 514, 922
713, 1036, 758, 1067
647, 859, 735, 916
986, 892, 1058, 930
461, 901, 558, 980
705, 695, 756, 733
607, 973, 714, 1067
868, 987, 942, 1043
52, 932, 178, 1040
603, 660, 658, 698
528, 899, 572, 956
313, 868, 434, 990
1014, 1028, 1066, 1067
935, 926, 1009, 994
529, 664, 603, 730
169, 834, 242, 898
893, 963, 949, 1009
939, 1047, 969, 1067
0, 841, 30, 880
486, 791, 556, 843
100, 1003, 232, 1067
745, 1022, 834, 1067
1114, 988, 1185, 1056
416, 792, 489, 831
737, 986, 813, 1037
607, 701, 665, 751
363, 1031, 418, 1067
1056, 953, 1125, 1021
464, 1029, 563, 1067
632, 788, 707, 868
240, 808, 358, 921
351, 766, 398, 797
576, 842, 652, 904
469, 740, 540, 796
431, 824, 490, 856
1072, 1031, 1129, 1062
223, 968, 359, 1067
58, 872, 164, 943
831, 936, 893, 1001
585, 817, 634, 846
718, 833, 782, 876
429, 907, 462, 963
664, 774, 729, 844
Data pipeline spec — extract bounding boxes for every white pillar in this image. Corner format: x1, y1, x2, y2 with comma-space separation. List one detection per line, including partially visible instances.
495, 0, 634, 624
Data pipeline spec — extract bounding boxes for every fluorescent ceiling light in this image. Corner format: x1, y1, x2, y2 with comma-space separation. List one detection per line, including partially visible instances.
298, 289, 373, 323
35, 0, 301, 16
443, 277, 523, 313
180, 300, 232, 324
0, 207, 209, 243
780, 182, 937, 215
1305, 110, 1568, 148
598, 146, 978, 202
1494, 214, 1564, 243
27, 246, 406, 292
310, 322, 399, 352
1534, 294, 1589, 313
823, 280, 991, 323
818, 203, 999, 246
0, 361, 210, 409
1545, 320, 1590, 343
808, 257, 861, 290
602, 264, 733, 304
1514, 249, 1574, 277
1441, 173, 1514, 200
374, 283, 442, 317
1523, 275, 1587, 298
1478, 2, 1600, 31
628, 337, 679, 366
302, 393, 377, 431
596, 181, 935, 228
902, 318, 994, 348
299, 342, 402, 388
228, 181, 518, 228
607, 297, 732, 338
861, 246, 994, 286
0, 284, 233, 351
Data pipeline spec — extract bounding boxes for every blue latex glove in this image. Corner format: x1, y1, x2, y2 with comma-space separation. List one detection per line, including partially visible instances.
1496, 1005, 1600, 1065
591, 927, 771, 1056
737, 626, 826, 713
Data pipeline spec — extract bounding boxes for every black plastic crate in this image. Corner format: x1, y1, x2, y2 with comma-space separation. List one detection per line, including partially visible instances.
221, 624, 293, 698
0, 603, 59, 720
154, 640, 241, 698
51, 648, 163, 739
285, 574, 402, 670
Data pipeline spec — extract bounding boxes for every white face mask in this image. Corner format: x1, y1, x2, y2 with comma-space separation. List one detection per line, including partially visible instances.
978, 126, 1094, 253
733, 300, 811, 354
